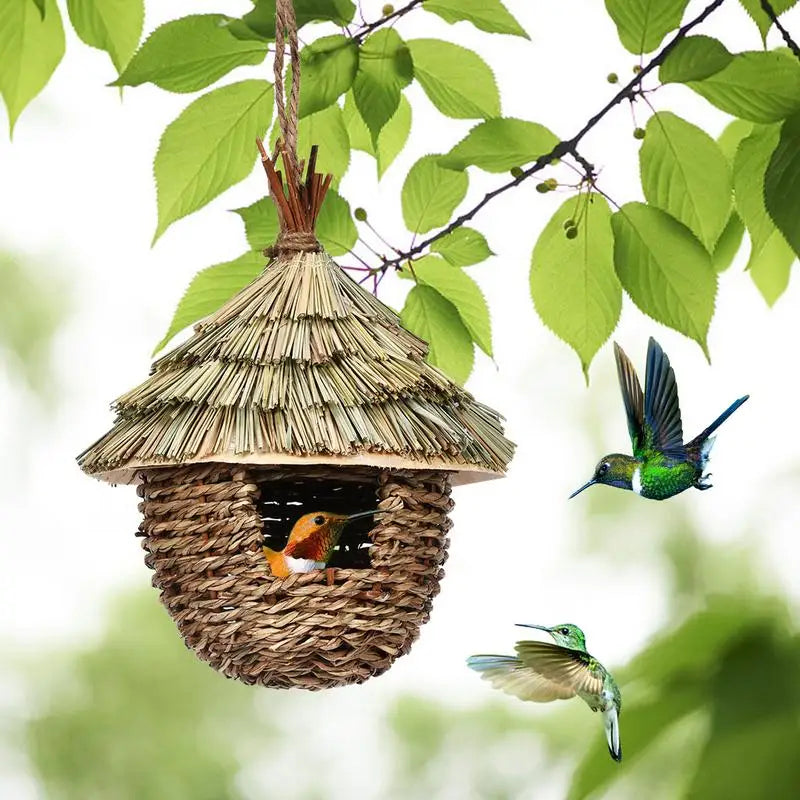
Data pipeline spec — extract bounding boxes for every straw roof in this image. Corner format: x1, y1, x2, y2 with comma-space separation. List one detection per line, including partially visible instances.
79, 248, 514, 485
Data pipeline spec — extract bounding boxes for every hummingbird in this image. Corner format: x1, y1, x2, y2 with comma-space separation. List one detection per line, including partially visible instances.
467, 623, 622, 762
570, 337, 749, 501
262, 510, 379, 577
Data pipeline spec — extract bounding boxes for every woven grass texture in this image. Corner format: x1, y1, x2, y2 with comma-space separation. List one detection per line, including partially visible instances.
137, 464, 452, 688
78, 246, 514, 483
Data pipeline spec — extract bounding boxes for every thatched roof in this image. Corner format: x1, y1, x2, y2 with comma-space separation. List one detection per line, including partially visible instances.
78, 247, 514, 485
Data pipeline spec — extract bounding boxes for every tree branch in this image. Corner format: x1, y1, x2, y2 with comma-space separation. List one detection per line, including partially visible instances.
353, 0, 424, 43
376, 0, 728, 272
760, 0, 800, 60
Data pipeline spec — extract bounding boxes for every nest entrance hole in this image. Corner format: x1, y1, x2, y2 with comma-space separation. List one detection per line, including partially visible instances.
256, 472, 379, 569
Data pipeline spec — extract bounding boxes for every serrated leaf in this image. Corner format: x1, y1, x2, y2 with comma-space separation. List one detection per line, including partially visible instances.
0, 0, 65, 137
153, 80, 273, 243
734, 124, 782, 268
440, 118, 558, 173
604, 0, 690, 54
400, 285, 474, 384
343, 91, 412, 177
154, 250, 266, 353
407, 39, 500, 119
67, 0, 143, 73
114, 15, 267, 93
424, 0, 529, 38
640, 111, 732, 251
316, 189, 357, 256
409, 256, 492, 356
750, 230, 795, 305
738, 0, 799, 43
530, 196, 621, 376
270, 103, 350, 185
712, 213, 745, 272
764, 111, 800, 258
231, 0, 356, 40
430, 227, 493, 266
659, 35, 732, 83
233, 197, 279, 250
717, 119, 753, 163
402, 155, 468, 234
612, 203, 717, 354
298, 35, 358, 117
688, 51, 800, 123
353, 29, 412, 144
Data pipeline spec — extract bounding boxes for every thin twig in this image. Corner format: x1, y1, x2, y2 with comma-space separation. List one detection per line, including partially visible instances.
761, 0, 800, 59
352, 0, 424, 43
376, 0, 728, 272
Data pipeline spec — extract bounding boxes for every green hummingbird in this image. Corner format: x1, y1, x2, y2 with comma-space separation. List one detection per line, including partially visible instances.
570, 337, 749, 501
467, 623, 622, 762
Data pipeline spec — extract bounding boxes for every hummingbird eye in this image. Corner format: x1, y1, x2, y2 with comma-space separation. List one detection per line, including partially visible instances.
560, 627, 570, 636
597, 462, 609, 476
313, 515, 325, 526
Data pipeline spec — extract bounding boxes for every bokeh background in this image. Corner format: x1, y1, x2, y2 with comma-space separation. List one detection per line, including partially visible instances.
2, 1, 800, 797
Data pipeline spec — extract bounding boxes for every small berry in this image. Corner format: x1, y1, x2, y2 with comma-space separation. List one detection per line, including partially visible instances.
510, 166, 523, 178
565, 226, 579, 240
607, 72, 619, 84
633, 64, 642, 74
354, 207, 368, 221
633, 127, 646, 140
563, 218, 576, 230
544, 178, 558, 190
382, 3, 394, 14
536, 182, 550, 193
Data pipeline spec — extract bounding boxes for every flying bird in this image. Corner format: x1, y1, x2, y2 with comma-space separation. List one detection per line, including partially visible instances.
468, 623, 622, 762
263, 510, 378, 577
570, 337, 748, 501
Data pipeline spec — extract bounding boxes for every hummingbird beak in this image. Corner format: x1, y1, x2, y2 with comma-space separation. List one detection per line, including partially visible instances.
344, 509, 381, 522
568, 479, 595, 499
515, 624, 551, 632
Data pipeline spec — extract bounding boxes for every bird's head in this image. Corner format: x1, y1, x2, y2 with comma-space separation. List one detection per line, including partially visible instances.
284, 510, 379, 560
517, 622, 587, 651
569, 454, 635, 498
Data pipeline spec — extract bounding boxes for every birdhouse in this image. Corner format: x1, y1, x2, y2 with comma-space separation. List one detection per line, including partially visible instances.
78, 146, 514, 689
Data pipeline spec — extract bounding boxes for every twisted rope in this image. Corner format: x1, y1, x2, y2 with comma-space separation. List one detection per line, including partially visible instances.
274, 0, 301, 182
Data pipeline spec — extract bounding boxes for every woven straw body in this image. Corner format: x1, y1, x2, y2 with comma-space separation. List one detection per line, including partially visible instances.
138, 463, 452, 688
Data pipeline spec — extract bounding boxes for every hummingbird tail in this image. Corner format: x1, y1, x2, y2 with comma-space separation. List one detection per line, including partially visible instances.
604, 707, 622, 763
687, 395, 749, 458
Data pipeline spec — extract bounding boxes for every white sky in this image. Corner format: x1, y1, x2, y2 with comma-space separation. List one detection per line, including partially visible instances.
1, 1, 800, 797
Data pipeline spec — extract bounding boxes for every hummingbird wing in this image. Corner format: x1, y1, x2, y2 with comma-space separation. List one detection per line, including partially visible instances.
643, 337, 686, 459
515, 641, 605, 699
614, 342, 644, 455
467, 654, 576, 702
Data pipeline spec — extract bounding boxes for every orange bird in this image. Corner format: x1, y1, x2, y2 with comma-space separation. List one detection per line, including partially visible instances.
262, 510, 379, 577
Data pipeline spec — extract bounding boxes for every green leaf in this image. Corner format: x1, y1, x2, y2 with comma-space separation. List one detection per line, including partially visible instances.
0, 0, 65, 137
353, 29, 412, 144
658, 35, 732, 83
430, 227, 493, 266
738, 0, 799, 44
114, 15, 267, 93
343, 91, 412, 177
712, 213, 745, 273
67, 0, 143, 73
270, 103, 351, 185
232, 0, 355, 40
424, 0, 529, 38
409, 256, 492, 356
717, 119, 753, 163
316, 189, 357, 256
407, 39, 500, 119
400, 285, 474, 384
733, 124, 782, 268
153, 80, 273, 243
530, 196, 621, 376
402, 155, 468, 234
31, 0, 45, 17
233, 197, 279, 250
750, 230, 795, 305
612, 203, 717, 355
688, 51, 800, 123
154, 250, 266, 353
440, 118, 559, 172
298, 35, 358, 117
640, 111, 732, 251
604, 0, 690, 54
764, 111, 800, 258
